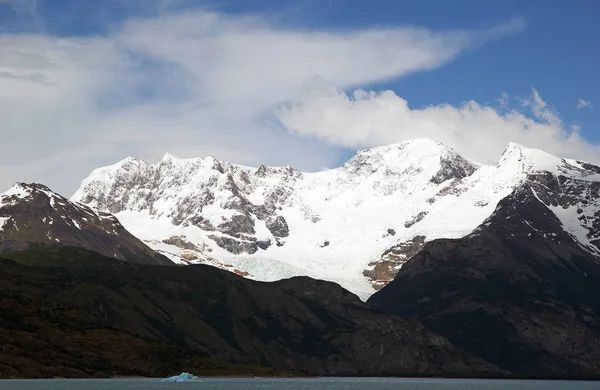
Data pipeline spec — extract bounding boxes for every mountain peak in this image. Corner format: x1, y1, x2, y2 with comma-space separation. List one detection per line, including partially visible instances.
351, 138, 466, 164
343, 138, 475, 185
499, 142, 578, 169
2, 183, 87, 213
360, 138, 455, 156
1, 182, 58, 201
14, 182, 51, 190
0, 182, 173, 265
499, 142, 551, 164
110, 156, 142, 168
161, 152, 179, 162
498, 142, 600, 181
2, 183, 32, 198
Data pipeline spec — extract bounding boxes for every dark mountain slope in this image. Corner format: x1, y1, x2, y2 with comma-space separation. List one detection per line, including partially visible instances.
0, 246, 500, 378
369, 185, 600, 377
0, 183, 171, 265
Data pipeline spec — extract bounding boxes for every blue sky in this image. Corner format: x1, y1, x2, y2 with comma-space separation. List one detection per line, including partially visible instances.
3, 0, 597, 130
0, 0, 598, 193
232, 0, 600, 137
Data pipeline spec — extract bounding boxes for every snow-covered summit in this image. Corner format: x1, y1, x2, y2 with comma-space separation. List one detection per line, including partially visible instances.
71, 138, 600, 298
499, 142, 600, 181
1, 182, 50, 200
338, 138, 476, 188
2, 183, 93, 212
344, 138, 456, 168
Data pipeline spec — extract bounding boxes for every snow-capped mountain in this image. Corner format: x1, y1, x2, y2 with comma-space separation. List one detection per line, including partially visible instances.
0, 183, 172, 265
71, 138, 600, 299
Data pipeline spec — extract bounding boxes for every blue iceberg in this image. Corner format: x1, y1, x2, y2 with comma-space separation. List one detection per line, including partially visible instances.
162, 372, 201, 382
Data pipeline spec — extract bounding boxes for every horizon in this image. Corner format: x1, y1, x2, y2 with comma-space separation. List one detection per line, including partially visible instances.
0, 0, 598, 194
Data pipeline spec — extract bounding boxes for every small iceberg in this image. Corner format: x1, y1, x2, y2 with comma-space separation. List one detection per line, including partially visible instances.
162, 372, 201, 382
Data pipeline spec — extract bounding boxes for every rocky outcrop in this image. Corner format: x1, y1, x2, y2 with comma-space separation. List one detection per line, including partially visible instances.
430, 154, 476, 185
364, 235, 426, 290
162, 235, 203, 251
266, 215, 289, 238
404, 212, 428, 228
217, 214, 255, 237
209, 235, 258, 255
256, 239, 272, 250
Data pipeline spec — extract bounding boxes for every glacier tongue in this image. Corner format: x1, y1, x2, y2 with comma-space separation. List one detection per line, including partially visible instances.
71, 138, 600, 299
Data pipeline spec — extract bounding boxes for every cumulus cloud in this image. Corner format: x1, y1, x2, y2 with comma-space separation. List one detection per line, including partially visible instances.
276, 81, 600, 165
0, 6, 527, 194
577, 98, 592, 109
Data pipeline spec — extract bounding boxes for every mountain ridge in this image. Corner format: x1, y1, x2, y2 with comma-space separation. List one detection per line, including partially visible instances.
0, 182, 173, 265
368, 181, 600, 375
0, 246, 501, 378
0, 138, 598, 378
70, 138, 600, 298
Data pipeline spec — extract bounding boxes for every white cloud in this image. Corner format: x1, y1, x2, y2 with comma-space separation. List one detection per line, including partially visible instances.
276, 83, 600, 165
0, 8, 527, 194
497, 91, 509, 108
577, 98, 592, 109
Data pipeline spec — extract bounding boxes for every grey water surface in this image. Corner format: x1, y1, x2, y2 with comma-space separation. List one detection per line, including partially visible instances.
0, 377, 598, 390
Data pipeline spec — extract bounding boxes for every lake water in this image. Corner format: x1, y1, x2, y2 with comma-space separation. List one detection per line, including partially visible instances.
0, 378, 597, 389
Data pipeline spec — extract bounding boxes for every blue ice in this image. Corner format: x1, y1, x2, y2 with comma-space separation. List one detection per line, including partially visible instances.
162, 372, 201, 382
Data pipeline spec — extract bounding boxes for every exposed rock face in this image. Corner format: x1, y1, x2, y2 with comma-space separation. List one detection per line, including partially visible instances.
217, 214, 256, 237
404, 212, 428, 228
0, 183, 171, 265
209, 235, 258, 255
526, 169, 600, 255
162, 235, 203, 251
364, 235, 426, 290
430, 153, 477, 184
265, 215, 289, 238
369, 184, 600, 377
73, 155, 298, 257
0, 248, 501, 377
256, 240, 271, 250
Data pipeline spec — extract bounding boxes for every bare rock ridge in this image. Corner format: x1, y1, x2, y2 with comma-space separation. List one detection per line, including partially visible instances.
71, 138, 600, 298
0, 183, 172, 265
